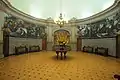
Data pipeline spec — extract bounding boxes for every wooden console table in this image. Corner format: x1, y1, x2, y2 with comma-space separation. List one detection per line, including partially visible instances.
56, 50, 67, 60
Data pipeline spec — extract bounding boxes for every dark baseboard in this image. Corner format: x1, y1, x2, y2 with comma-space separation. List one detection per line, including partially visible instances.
107, 55, 119, 58
108, 55, 115, 57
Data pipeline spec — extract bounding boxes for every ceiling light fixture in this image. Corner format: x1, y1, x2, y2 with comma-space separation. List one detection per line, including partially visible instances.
54, 0, 68, 28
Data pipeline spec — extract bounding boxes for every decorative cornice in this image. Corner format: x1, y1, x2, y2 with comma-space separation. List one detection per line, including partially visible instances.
0, 0, 120, 26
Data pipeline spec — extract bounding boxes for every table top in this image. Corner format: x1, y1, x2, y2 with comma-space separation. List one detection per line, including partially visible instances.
56, 50, 67, 52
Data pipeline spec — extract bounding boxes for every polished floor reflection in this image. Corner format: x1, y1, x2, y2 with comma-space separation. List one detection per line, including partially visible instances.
0, 51, 120, 80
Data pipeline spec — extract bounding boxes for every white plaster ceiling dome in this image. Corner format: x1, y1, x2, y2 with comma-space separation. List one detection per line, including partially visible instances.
8, 0, 115, 20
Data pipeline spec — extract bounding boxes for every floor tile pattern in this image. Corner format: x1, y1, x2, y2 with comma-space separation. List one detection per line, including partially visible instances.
0, 51, 120, 80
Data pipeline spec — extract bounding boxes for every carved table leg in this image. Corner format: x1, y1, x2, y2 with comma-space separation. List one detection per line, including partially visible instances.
56, 51, 59, 59
64, 51, 67, 59
61, 52, 63, 60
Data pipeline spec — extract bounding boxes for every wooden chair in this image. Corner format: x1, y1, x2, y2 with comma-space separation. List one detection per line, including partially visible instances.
83, 46, 94, 53
29, 45, 40, 52
15, 46, 28, 55
95, 47, 108, 56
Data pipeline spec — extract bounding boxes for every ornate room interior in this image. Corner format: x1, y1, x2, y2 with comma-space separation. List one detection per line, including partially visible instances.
0, 0, 120, 80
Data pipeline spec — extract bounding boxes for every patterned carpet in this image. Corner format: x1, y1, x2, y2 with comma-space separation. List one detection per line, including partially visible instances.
0, 51, 120, 80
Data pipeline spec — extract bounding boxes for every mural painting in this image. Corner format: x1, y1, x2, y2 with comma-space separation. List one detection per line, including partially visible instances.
3, 15, 47, 39
77, 10, 120, 38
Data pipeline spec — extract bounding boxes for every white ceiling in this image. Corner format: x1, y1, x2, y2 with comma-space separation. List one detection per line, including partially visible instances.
8, 0, 115, 20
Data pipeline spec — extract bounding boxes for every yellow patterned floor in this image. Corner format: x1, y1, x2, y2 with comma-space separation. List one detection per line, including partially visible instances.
0, 51, 120, 80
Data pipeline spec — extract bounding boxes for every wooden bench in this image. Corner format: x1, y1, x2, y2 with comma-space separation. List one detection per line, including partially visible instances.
95, 47, 108, 56
15, 46, 28, 55
83, 46, 94, 53
29, 45, 40, 52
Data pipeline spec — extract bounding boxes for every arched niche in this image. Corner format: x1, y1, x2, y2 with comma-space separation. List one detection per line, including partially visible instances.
53, 29, 70, 45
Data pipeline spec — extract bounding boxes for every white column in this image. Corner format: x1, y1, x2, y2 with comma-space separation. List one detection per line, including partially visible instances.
0, 10, 6, 58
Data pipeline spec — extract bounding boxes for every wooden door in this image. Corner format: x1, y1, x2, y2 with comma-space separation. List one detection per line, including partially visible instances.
77, 37, 82, 51
3, 31, 9, 57
116, 35, 120, 58
42, 39, 47, 50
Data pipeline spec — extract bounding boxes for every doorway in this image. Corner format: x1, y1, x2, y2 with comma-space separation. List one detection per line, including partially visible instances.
53, 29, 70, 50
77, 37, 82, 51
42, 39, 47, 50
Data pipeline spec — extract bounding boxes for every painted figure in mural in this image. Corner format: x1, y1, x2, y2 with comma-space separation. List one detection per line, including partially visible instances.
103, 18, 112, 36
77, 25, 89, 37
35, 26, 41, 38
96, 19, 112, 38
3, 17, 18, 36
16, 28, 27, 37
77, 10, 120, 38
113, 12, 120, 31
83, 25, 90, 38
97, 22, 104, 38
16, 20, 27, 37
3, 20, 11, 36
91, 24, 98, 38
40, 27, 46, 38
3, 15, 47, 39
77, 25, 84, 37
27, 24, 35, 38
3, 16, 27, 37
35, 26, 46, 39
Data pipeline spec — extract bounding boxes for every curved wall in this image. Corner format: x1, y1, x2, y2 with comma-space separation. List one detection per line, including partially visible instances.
0, 0, 120, 52
76, 1, 120, 56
